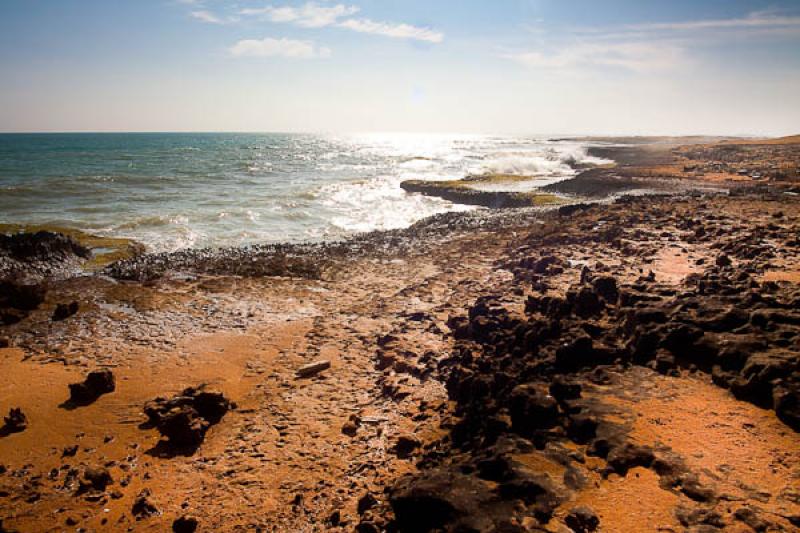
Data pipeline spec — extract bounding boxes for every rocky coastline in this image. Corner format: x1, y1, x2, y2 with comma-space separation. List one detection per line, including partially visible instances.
1, 137, 799, 532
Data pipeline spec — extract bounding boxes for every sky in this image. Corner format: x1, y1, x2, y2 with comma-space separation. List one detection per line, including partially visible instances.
0, 0, 799, 135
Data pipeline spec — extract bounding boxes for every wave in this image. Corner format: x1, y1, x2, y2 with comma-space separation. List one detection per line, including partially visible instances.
0, 133, 602, 253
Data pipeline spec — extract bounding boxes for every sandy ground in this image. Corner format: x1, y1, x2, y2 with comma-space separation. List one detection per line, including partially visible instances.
1, 139, 799, 532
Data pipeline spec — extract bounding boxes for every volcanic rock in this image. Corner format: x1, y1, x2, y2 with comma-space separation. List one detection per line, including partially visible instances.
132, 489, 159, 519
565, 506, 600, 532
143, 387, 232, 449
52, 301, 79, 321
2, 408, 27, 433
172, 516, 198, 533
68, 369, 116, 405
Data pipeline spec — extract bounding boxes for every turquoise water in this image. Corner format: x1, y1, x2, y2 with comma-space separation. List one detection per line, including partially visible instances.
0, 132, 600, 252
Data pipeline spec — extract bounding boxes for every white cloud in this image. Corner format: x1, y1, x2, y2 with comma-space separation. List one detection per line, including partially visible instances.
507, 10, 800, 74
191, 10, 224, 24
240, 3, 359, 28
337, 18, 444, 43
625, 11, 800, 32
229, 37, 332, 58
505, 41, 685, 73
238, 2, 444, 43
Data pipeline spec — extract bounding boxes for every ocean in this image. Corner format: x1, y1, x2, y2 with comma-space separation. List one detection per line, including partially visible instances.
0, 132, 605, 252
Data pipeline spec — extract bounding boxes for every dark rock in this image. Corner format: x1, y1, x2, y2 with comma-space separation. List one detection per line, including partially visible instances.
0, 231, 89, 261
156, 406, 210, 448
81, 467, 112, 492
679, 474, 716, 502
68, 369, 116, 405
355, 521, 380, 533
731, 352, 797, 406
632, 308, 669, 326
62, 445, 79, 457
592, 276, 619, 303
52, 301, 79, 321
2, 408, 27, 433
357, 492, 379, 514
0, 281, 46, 311
675, 506, 724, 528
733, 506, 769, 532
716, 254, 732, 267
653, 351, 677, 374
143, 387, 232, 450
497, 469, 562, 521
132, 489, 159, 519
555, 336, 596, 371
701, 307, 750, 333
549, 377, 581, 401
394, 434, 422, 459
565, 506, 600, 532
172, 516, 198, 533
566, 415, 598, 444
475, 454, 516, 482
605, 443, 655, 475
389, 468, 497, 532
342, 414, 360, 437
773, 384, 800, 431
572, 287, 604, 318
660, 323, 704, 354
509, 384, 559, 436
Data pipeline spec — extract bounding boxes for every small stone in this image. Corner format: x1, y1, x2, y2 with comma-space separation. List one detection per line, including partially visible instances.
342, 414, 360, 437
172, 515, 198, 533
62, 445, 79, 457
82, 467, 113, 492
132, 489, 159, 519
394, 435, 421, 459
296, 360, 331, 378
357, 492, 378, 514
52, 301, 79, 321
3, 408, 27, 433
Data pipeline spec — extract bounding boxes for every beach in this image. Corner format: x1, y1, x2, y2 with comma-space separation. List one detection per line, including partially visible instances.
1, 137, 799, 532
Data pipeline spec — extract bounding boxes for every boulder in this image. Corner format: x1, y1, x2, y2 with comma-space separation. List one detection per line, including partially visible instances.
605, 443, 655, 475
172, 516, 198, 533
0, 281, 46, 311
571, 287, 605, 318
565, 506, 600, 532
555, 336, 596, 371
592, 276, 619, 303
389, 468, 497, 532
773, 384, 800, 431
69, 369, 116, 405
509, 384, 559, 436
52, 301, 79, 321
143, 387, 232, 449
80, 467, 113, 493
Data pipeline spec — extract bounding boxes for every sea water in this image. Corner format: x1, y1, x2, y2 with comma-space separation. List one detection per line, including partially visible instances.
0, 132, 605, 252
